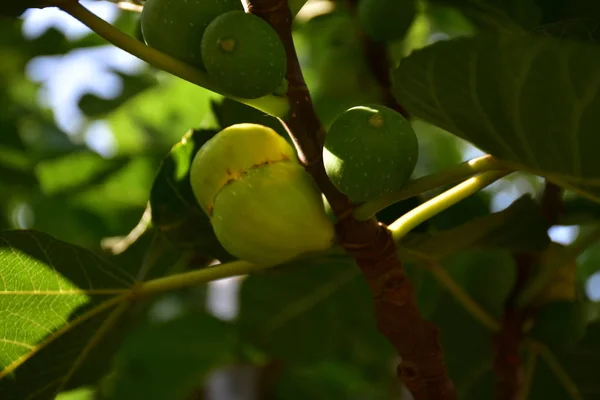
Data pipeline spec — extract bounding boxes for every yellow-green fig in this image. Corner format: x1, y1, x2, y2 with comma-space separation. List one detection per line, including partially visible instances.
190, 123, 335, 264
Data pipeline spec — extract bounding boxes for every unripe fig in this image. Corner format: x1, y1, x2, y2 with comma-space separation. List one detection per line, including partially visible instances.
141, 0, 243, 70
190, 124, 335, 264
201, 11, 287, 99
529, 300, 588, 351
323, 104, 418, 203
358, 0, 417, 42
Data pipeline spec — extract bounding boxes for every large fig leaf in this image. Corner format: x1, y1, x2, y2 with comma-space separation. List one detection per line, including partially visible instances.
393, 33, 600, 202
0, 230, 135, 399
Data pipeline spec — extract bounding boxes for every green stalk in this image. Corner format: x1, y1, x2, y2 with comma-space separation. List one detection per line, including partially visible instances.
353, 155, 506, 221
133, 260, 267, 296
389, 170, 510, 241
59, 1, 290, 118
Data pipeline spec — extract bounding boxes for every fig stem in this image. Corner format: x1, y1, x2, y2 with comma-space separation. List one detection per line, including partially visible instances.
516, 223, 600, 307
59, 1, 290, 118
389, 170, 510, 241
134, 260, 268, 296
353, 154, 507, 221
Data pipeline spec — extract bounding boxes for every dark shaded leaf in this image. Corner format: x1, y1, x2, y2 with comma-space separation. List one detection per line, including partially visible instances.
103, 313, 237, 400
237, 254, 395, 379
401, 195, 550, 262
394, 33, 600, 203
529, 321, 600, 400
150, 129, 233, 261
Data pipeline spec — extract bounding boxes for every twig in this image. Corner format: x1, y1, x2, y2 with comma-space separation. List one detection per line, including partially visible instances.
247, 1, 456, 398
493, 180, 564, 400
345, 0, 409, 118
389, 170, 510, 241
354, 155, 506, 220
59, 1, 290, 118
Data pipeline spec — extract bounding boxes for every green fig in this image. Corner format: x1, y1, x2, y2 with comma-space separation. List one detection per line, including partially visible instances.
529, 300, 588, 351
201, 11, 287, 99
357, 0, 417, 42
190, 123, 335, 265
141, 0, 243, 70
323, 104, 418, 203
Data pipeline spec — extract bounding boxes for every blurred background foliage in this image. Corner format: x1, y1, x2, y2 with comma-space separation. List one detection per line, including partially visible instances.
1, 0, 600, 399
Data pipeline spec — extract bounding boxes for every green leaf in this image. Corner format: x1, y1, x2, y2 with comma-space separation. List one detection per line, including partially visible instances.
529, 321, 600, 399
237, 254, 395, 375
428, 294, 494, 398
103, 73, 218, 154
530, 19, 600, 44
149, 129, 233, 261
275, 360, 395, 400
35, 151, 132, 198
393, 33, 600, 202
210, 98, 289, 139
0, 230, 135, 399
429, 0, 538, 31
78, 72, 158, 119
401, 195, 550, 262
102, 313, 237, 400
0, 0, 52, 18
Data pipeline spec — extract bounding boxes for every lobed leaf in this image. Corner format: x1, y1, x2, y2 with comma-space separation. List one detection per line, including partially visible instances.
394, 33, 600, 202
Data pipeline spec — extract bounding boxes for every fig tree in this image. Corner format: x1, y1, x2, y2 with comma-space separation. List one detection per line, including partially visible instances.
323, 104, 418, 203
533, 242, 577, 306
190, 123, 335, 265
140, 0, 243, 70
357, 0, 417, 42
201, 11, 287, 99
529, 300, 588, 351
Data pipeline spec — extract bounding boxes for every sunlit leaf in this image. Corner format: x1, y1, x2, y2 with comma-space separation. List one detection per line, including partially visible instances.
0, 230, 135, 399
78, 71, 158, 118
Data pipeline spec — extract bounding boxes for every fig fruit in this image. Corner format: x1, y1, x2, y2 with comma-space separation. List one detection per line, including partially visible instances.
141, 0, 243, 70
529, 300, 588, 351
190, 123, 335, 264
358, 0, 417, 42
323, 104, 418, 203
201, 11, 287, 99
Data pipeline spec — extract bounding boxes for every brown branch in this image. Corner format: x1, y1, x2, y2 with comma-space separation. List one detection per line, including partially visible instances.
493, 180, 564, 399
346, 0, 410, 118
247, 1, 455, 399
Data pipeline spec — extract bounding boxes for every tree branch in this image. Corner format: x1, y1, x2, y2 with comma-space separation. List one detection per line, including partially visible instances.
346, 0, 409, 118
247, 1, 456, 398
493, 180, 564, 400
